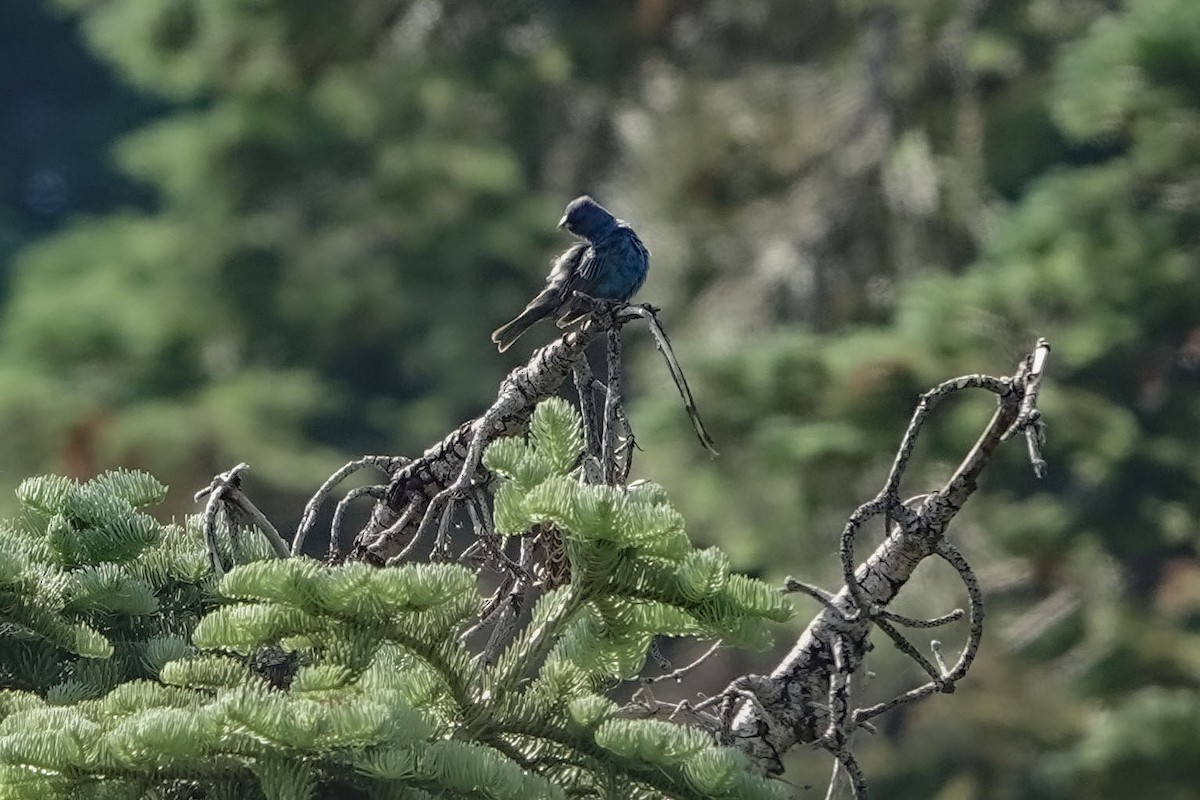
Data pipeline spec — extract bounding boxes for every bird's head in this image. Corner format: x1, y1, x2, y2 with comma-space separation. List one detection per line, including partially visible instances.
558, 195, 617, 239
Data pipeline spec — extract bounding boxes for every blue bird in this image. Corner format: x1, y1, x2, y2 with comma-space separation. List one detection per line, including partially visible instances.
491, 195, 650, 353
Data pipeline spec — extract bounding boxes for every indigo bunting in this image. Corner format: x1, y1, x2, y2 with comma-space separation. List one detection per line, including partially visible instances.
491, 196, 650, 353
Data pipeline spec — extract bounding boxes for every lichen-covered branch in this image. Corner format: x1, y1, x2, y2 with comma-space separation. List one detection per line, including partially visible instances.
710, 340, 1050, 795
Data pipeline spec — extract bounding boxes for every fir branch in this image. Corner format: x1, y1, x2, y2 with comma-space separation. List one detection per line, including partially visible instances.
491, 584, 589, 695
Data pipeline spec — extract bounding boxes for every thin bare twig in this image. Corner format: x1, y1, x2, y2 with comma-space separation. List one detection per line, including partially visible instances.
876, 608, 964, 629
784, 578, 851, 619
381, 500, 423, 566
327, 485, 386, 562
621, 304, 719, 457
642, 641, 723, 686
871, 618, 944, 685
1003, 337, 1051, 477
932, 539, 984, 683
602, 324, 623, 485
572, 359, 602, 465
832, 747, 868, 800
479, 536, 537, 665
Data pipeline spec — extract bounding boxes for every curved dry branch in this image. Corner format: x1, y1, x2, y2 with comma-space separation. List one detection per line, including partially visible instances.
327, 484, 386, 562
293, 455, 407, 556
621, 304, 719, 457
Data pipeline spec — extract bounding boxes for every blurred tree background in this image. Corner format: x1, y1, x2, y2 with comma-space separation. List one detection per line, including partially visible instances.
1, 0, 1197, 796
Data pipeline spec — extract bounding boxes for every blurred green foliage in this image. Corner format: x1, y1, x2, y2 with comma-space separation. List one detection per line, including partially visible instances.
0, 0, 1197, 796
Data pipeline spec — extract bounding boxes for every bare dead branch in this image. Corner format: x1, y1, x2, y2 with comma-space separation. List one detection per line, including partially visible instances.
932, 539, 985, 684
194, 463, 291, 578
1003, 337, 1051, 477
876, 608, 965, 628
615, 686, 724, 730
871, 618, 944, 684
327, 484, 386, 562
572, 358, 602, 459
350, 321, 605, 564
830, 747, 868, 800
602, 324, 623, 484
717, 339, 1050, 796
642, 641, 724, 686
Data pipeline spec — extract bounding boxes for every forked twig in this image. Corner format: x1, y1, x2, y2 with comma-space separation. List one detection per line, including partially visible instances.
194, 463, 290, 578
642, 641, 723, 686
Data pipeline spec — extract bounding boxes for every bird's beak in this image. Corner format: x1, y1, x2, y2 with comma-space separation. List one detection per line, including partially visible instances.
557, 215, 568, 230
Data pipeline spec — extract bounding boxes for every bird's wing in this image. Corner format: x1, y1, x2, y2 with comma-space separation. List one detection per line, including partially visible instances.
508, 242, 589, 318
573, 245, 604, 292
553, 245, 600, 327
546, 242, 590, 296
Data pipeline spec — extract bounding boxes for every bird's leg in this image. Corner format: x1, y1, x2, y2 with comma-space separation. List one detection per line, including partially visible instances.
563, 292, 627, 330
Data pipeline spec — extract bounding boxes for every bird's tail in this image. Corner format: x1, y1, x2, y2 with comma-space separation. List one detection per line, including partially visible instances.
491, 301, 553, 353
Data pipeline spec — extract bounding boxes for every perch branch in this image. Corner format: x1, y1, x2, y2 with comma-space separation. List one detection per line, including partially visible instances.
350, 321, 605, 564
350, 300, 716, 564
